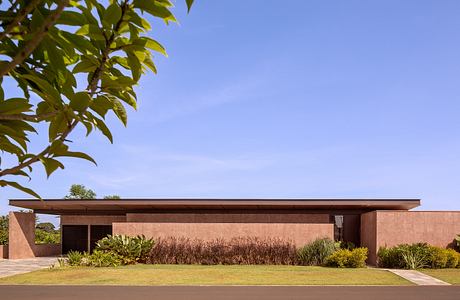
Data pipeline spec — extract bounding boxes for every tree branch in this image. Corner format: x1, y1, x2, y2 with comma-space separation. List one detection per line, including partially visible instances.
0, 111, 58, 122
0, 0, 69, 78
0, 1, 129, 179
0, 0, 41, 42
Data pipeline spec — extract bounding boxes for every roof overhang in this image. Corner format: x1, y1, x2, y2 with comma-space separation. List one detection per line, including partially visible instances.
9, 198, 421, 215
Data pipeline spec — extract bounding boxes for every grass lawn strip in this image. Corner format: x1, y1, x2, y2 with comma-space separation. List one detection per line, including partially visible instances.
420, 269, 460, 285
0, 264, 412, 286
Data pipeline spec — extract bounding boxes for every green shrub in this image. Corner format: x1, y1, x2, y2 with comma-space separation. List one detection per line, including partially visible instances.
67, 250, 84, 266
325, 249, 351, 268
445, 249, 459, 268
96, 235, 154, 264
337, 241, 356, 250
429, 246, 448, 269
398, 243, 431, 269
89, 250, 121, 267
378, 246, 403, 268
297, 238, 338, 266
347, 247, 368, 268
325, 248, 368, 268
455, 235, 460, 250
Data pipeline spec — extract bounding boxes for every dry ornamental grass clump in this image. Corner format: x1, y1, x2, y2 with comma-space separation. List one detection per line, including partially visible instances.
148, 237, 298, 265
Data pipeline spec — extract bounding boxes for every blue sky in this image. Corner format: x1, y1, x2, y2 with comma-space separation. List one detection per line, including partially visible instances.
2, 0, 460, 223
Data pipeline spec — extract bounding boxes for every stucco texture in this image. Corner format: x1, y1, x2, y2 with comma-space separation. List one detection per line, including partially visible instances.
113, 222, 334, 246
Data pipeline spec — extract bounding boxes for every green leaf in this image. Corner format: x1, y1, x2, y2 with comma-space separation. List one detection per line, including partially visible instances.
0, 180, 41, 199
0, 98, 32, 114
76, 24, 106, 41
104, 3, 122, 26
186, 0, 194, 13
90, 95, 113, 118
21, 74, 62, 106
133, 0, 177, 23
69, 92, 91, 112
73, 59, 97, 73
60, 32, 99, 55
94, 117, 113, 143
126, 52, 142, 82
48, 112, 67, 141
57, 11, 88, 26
55, 151, 97, 165
112, 99, 127, 126
133, 37, 167, 56
39, 157, 64, 178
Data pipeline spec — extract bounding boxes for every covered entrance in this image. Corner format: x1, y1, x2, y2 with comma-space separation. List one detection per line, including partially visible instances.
62, 224, 112, 254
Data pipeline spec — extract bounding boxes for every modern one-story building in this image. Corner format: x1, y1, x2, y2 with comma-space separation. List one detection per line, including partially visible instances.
2, 198, 460, 264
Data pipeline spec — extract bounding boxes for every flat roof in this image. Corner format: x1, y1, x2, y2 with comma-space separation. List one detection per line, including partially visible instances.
9, 198, 421, 215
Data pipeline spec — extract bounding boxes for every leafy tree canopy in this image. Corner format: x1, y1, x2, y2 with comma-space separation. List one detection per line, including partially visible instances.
103, 194, 120, 199
64, 183, 96, 199
0, 0, 194, 198
36, 221, 56, 232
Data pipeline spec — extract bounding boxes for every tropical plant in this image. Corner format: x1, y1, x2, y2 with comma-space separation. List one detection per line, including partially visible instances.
67, 250, 84, 266
0, 0, 194, 198
445, 248, 460, 268
96, 234, 154, 264
297, 238, 338, 266
89, 249, 121, 267
456, 234, 460, 250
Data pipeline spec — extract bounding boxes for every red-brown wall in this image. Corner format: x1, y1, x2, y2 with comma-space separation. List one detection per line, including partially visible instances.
61, 215, 126, 225
361, 211, 460, 265
113, 222, 334, 246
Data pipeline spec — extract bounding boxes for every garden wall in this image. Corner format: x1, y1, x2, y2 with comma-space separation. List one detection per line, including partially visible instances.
361, 211, 460, 265
113, 222, 334, 246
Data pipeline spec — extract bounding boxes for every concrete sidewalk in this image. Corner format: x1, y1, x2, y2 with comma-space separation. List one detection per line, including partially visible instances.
0, 258, 58, 278
387, 269, 450, 286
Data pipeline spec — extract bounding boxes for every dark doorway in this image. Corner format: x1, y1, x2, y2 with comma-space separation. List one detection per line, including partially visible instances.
62, 225, 88, 254
343, 215, 361, 246
90, 225, 112, 252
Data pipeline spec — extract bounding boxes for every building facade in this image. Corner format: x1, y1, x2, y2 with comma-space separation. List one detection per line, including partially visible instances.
4, 198, 460, 264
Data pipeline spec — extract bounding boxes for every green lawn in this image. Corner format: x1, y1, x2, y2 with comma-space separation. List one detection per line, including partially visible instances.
0, 264, 412, 286
420, 269, 460, 285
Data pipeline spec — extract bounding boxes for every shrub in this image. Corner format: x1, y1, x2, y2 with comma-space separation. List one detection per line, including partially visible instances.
96, 235, 154, 264
347, 247, 368, 268
89, 250, 121, 267
325, 249, 350, 268
398, 243, 431, 269
378, 246, 403, 268
67, 250, 84, 266
445, 249, 459, 268
148, 237, 298, 265
337, 241, 356, 250
455, 235, 460, 250
325, 247, 368, 268
297, 238, 338, 266
429, 246, 448, 269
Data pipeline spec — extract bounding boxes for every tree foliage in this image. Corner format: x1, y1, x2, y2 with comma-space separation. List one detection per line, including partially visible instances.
64, 183, 96, 199
0, 215, 8, 244
0, 0, 193, 198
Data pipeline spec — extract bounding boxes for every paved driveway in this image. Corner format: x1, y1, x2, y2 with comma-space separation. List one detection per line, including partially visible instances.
0, 258, 57, 278
0, 286, 459, 300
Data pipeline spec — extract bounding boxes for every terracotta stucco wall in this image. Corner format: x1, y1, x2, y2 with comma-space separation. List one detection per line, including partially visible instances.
61, 215, 126, 225
362, 211, 460, 265
8, 212, 62, 259
376, 211, 460, 249
113, 222, 334, 246
0, 245, 8, 259
126, 213, 330, 223
360, 211, 377, 264
8, 212, 36, 259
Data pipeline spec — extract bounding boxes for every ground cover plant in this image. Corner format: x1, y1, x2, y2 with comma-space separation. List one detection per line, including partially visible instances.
0, 264, 412, 286
377, 243, 460, 269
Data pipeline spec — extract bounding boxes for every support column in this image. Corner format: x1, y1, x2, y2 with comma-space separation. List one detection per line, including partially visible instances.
8, 212, 36, 259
